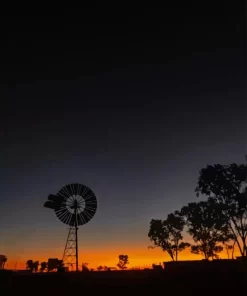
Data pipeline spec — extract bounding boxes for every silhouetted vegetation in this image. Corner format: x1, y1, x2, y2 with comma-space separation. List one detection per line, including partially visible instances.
117, 255, 129, 269
97, 265, 110, 271
196, 164, 247, 257
10, 163, 247, 277
3, 256, 7, 269
40, 262, 47, 272
148, 212, 190, 261
26, 260, 39, 272
82, 262, 89, 272
180, 201, 224, 259
225, 244, 235, 259
149, 163, 247, 260
0, 255, 7, 269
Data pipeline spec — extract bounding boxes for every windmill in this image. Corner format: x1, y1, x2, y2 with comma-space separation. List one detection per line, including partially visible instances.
44, 183, 97, 271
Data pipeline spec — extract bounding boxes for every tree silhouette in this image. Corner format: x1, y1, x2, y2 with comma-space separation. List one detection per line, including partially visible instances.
117, 255, 129, 269
26, 260, 34, 272
224, 244, 236, 260
97, 265, 109, 271
190, 244, 223, 259
33, 261, 39, 272
148, 212, 190, 261
196, 163, 247, 257
218, 224, 235, 259
180, 201, 224, 259
2, 256, 7, 269
82, 262, 89, 272
40, 262, 47, 272
227, 241, 236, 259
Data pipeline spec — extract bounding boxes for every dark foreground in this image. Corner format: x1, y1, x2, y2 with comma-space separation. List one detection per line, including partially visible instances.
1, 270, 246, 295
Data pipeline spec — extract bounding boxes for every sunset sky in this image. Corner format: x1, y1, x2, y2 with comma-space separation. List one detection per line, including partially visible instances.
0, 12, 245, 270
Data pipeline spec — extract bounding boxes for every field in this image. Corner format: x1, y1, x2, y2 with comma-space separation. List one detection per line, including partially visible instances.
1, 270, 245, 295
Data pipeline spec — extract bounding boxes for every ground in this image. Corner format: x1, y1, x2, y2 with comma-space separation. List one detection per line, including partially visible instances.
1, 270, 245, 295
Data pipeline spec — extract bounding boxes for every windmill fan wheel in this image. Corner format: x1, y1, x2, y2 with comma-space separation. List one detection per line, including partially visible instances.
45, 183, 97, 226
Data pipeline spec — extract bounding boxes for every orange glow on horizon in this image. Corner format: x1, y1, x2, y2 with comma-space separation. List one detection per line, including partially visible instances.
5, 246, 241, 271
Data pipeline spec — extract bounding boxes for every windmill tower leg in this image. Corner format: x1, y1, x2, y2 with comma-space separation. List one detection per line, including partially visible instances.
75, 225, 78, 272
62, 227, 78, 271
62, 208, 79, 272
75, 207, 79, 272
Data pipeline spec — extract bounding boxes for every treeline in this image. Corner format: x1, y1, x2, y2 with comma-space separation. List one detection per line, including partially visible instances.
26, 259, 64, 272
25, 255, 129, 272
148, 163, 247, 261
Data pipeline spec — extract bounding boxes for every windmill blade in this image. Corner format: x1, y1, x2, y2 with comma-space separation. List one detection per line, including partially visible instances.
56, 208, 68, 221
79, 210, 91, 224
78, 212, 87, 225
45, 183, 97, 226
77, 213, 84, 226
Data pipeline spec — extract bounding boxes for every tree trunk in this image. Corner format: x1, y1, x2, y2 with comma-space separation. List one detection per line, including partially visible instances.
227, 220, 245, 257
232, 241, 236, 259
226, 245, 229, 260
169, 251, 174, 262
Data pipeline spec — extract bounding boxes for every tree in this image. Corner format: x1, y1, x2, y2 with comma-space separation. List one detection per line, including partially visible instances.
190, 244, 223, 259
196, 164, 247, 257
2, 256, 7, 269
26, 260, 39, 272
227, 241, 236, 259
33, 261, 39, 272
217, 221, 235, 258
148, 212, 190, 261
117, 255, 129, 269
180, 201, 224, 259
97, 265, 104, 271
40, 262, 47, 272
224, 244, 236, 260
26, 260, 34, 272
82, 262, 89, 272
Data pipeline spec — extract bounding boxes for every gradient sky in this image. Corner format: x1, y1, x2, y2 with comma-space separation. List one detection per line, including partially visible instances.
0, 11, 245, 269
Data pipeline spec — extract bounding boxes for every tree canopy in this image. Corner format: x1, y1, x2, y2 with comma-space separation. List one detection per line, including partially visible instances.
40, 262, 47, 272
26, 260, 39, 272
149, 163, 246, 260
148, 212, 190, 261
117, 255, 129, 269
196, 164, 247, 257
180, 201, 225, 259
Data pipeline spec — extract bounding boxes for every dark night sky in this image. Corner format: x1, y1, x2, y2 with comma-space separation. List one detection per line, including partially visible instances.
0, 10, 245, 267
